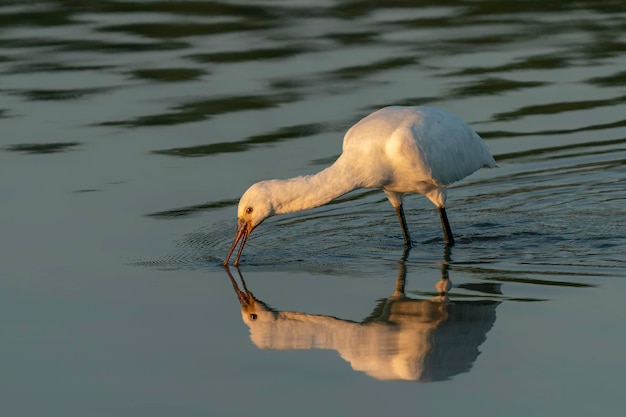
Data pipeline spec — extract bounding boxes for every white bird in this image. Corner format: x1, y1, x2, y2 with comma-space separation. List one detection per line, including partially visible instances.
223, 106, 496, 266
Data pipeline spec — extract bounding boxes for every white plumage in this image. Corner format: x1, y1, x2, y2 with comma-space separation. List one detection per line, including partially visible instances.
224, 106, 496, 265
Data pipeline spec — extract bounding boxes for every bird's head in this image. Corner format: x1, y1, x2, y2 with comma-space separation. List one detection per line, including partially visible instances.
223, 182, 275, 266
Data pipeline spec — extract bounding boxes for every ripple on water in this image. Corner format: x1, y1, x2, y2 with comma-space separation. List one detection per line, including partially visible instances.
4, 142, 81, 154
3, 1, 626, 293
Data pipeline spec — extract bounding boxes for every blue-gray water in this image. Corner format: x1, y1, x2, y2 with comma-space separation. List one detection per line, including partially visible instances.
1, 1, 625, 416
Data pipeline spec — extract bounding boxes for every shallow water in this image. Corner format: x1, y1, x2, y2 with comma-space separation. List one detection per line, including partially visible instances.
2, 1, 626, 416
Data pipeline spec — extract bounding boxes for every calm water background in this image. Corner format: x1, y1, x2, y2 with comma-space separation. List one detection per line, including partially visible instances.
2, 1, 626, 416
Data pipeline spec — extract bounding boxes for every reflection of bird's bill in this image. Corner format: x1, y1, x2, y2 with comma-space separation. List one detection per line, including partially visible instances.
223, 265, 254, 308
223, 218, 250, 266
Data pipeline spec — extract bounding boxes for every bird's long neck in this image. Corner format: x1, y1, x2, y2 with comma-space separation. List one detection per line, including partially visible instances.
268, 156, 361, 215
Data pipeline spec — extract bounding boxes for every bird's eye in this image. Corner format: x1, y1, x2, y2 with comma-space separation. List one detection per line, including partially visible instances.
245, 207, 253, 214
250, 313, 258, 320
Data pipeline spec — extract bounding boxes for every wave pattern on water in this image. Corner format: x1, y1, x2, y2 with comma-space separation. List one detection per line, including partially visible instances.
3, 1, 626, 291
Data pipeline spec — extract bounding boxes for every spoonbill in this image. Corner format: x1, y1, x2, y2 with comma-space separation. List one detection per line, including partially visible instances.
223, 106, 496, 266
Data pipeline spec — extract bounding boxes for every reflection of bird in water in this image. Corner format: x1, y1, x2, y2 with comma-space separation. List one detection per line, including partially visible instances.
225, 258, 500, 382
224, 106, 496, 265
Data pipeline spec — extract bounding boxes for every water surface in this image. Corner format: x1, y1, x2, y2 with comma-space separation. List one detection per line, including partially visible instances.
1, 1, 625, 416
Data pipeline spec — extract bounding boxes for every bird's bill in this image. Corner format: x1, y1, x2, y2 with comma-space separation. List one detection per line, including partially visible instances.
223, 218, 251, 266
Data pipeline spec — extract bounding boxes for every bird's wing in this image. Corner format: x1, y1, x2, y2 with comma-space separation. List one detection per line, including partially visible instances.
407, 109, 496, 185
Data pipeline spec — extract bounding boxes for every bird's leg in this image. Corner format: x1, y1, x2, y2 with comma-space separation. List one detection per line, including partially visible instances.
438, 206, 455, 246
394, 205, 413, 248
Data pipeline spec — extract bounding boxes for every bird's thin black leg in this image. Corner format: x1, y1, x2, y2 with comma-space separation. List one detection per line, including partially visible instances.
438, 206, 455, 246
394, 205, 413, 248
